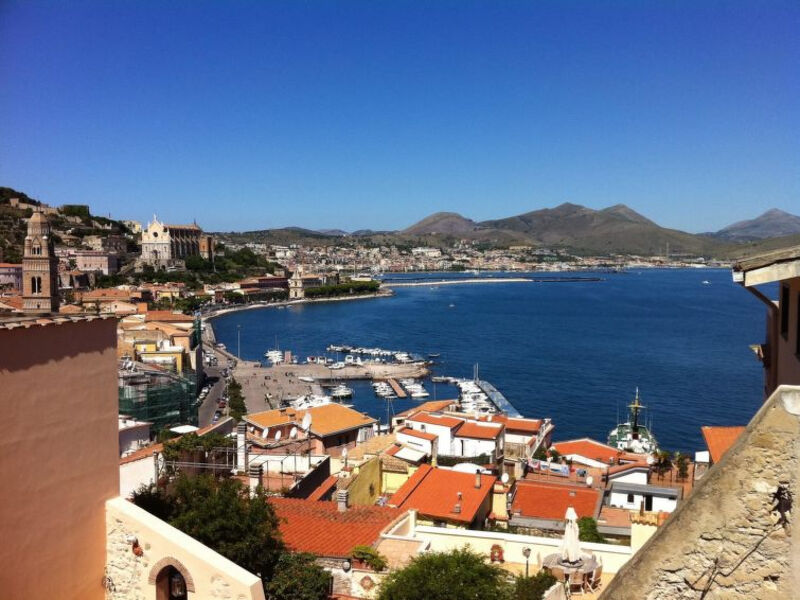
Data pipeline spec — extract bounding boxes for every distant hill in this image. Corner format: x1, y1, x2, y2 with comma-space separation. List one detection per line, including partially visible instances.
316, 229, 349, 236
479, 203, 716, 255
710, 209, 800, 242
402, 212, 480, 235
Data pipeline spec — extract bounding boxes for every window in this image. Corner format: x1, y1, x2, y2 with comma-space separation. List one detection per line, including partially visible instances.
796, 293, 800, 356
781, 285, 790, 339
626, 493, 635, 504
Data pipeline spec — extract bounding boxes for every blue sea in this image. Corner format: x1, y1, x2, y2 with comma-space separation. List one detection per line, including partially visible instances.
211, 269, 771, 453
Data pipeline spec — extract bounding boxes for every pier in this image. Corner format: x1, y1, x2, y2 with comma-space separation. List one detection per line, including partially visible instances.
386, 378, 407, 398
382, 276, 602, 287
478, 379, 522, 418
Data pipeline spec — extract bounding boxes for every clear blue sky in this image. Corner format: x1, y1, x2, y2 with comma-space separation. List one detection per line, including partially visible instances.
1, 1, 798, 233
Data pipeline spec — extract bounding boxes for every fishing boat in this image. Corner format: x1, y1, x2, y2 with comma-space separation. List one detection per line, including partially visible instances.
607, 388, 658, 455
330, 385, 354, 400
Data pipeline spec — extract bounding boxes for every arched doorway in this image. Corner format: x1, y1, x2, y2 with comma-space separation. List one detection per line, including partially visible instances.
155, 565, 188, 600
149, 558, 195, 599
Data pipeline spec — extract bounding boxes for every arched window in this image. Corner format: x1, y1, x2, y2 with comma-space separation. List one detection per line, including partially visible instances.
31, 276, 42, 294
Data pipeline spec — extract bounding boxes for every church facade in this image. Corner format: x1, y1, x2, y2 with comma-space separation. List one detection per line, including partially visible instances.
140, 216, 214, 267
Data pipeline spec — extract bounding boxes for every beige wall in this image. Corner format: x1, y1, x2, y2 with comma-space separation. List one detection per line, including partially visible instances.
106, 497, 265, 600
600, 385, 800, 599
0, 318, 119, 600
403, 520, 633, 574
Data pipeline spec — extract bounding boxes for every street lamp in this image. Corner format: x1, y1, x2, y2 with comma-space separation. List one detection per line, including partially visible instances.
522, 547, 531, 578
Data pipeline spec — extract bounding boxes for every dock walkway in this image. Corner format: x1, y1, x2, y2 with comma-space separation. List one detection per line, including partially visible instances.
387, 378, 407, 398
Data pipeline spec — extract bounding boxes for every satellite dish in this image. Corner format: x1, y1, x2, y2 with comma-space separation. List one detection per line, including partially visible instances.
290, 427, 298, 439
501, 473, 510, 484
586, 476, 594, 487
301, 413, 312, 431
274, 430, 282, 441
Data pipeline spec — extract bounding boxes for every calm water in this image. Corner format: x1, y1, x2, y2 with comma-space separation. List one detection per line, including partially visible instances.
211, 269, 770, 453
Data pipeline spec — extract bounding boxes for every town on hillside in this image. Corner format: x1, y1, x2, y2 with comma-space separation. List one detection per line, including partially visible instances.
2, 191, 799, 599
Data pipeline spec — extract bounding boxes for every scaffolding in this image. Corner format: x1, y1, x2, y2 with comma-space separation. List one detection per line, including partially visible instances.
119, 364, 198, 432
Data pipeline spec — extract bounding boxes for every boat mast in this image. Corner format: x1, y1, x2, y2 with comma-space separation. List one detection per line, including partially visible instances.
628, 387, 645, 433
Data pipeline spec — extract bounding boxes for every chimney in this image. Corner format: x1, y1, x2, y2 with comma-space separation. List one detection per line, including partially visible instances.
337, 489, 350, 512
453, 491, 463, 514
248, 464, 263, 495
237, 422, 248, 473
475, 469, 482, 489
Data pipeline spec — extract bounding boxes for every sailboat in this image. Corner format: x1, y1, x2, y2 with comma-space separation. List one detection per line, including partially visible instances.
607, 388, 658, 455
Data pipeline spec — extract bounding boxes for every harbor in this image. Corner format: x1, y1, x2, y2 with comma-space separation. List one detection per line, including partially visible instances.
382, 275, 603, 287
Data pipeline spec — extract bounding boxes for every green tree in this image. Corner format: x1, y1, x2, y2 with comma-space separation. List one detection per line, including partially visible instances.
227, 377, 247, 421
675, 452, 690, 481
264, 552, 331, 600
133, 474, 285, 583
577, 517, 606, 543
377, 547, 512, 600
512, 571, 558, 600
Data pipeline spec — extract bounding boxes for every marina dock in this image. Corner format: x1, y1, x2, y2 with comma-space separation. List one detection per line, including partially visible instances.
478, 379, 522, 418
386, 378, 407, 398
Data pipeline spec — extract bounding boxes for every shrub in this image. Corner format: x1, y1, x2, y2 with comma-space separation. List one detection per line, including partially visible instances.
351, 545, 388, 571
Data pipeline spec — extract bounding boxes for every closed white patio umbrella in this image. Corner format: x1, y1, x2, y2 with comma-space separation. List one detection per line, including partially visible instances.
559, 506, 581, 564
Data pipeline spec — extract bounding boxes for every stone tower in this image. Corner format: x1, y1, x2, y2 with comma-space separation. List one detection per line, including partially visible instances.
22, 209, 59, 314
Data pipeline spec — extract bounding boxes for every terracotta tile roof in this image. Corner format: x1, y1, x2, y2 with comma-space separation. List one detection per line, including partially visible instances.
552, 438, 623, 465
58, 304, 85, 314
502, 417, 543, 434
454, 421, 504, 440
144, 310, 195, 322
397, 427, 438, 442
388, 464, 496, 524
78, 288, 132, 301
307, 476, 340, 502
246, 403, 376, 437
607, 463, 650, 477
269, 497, 401, 558
406, 412, 464, 429
0, 263, 22, 268
394, 400, 459, 419
0, 313, 114, 330
0, 295, 24, 310
511, 480, 601, 521
701, 426, 746, 464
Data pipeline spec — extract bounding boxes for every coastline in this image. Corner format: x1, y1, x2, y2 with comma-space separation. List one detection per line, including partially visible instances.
202, 289, 393, 321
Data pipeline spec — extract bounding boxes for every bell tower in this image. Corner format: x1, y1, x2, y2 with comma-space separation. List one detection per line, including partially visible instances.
22, 209, 59, 314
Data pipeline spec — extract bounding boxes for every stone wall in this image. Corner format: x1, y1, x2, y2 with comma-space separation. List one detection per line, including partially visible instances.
105, 497, 265, 600
600, 385, 800, 600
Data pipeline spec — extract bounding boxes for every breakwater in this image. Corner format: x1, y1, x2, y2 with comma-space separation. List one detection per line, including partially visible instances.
383, 276, 602, 287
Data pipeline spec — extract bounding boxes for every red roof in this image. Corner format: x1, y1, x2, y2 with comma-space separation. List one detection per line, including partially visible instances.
307, 475, 339, 502
406, 412, 464, 430
607, 463, 650, 477
454, 421, 504, 440
701, 426, 746, 464
397, 427, 438, 442
144, 310, 195, 322
389, 464, 496, 524
552, 438, 622, 465
270, 497, 401, 558
511, 480, 601, 521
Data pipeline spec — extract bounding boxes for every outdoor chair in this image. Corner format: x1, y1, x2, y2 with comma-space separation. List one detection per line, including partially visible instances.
568, 570, 584, 596
590, 564, 603, 591
549, 566, 567, 583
